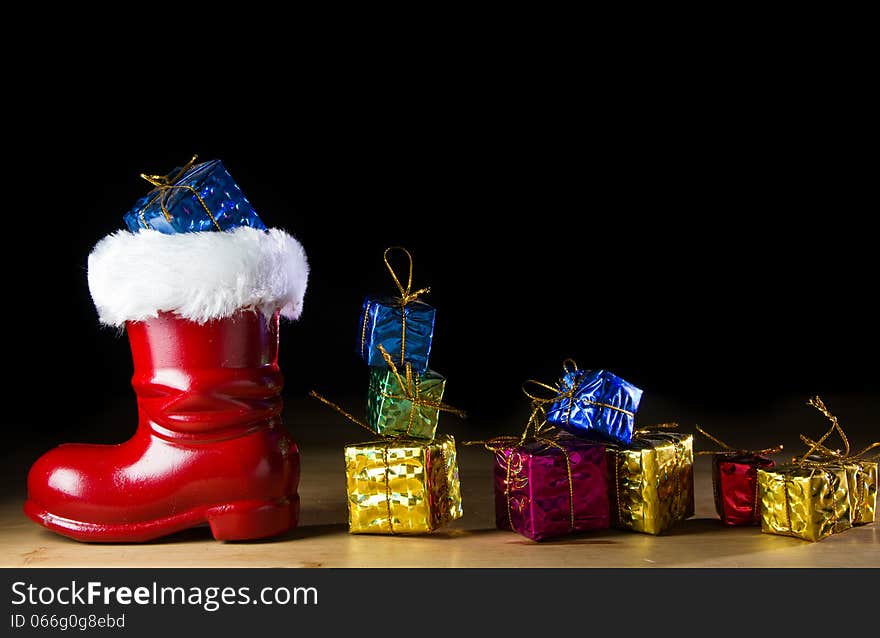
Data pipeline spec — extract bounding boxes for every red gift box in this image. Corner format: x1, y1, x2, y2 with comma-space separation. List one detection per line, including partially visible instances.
697, 427, 782, 527
712, 453, 775, 525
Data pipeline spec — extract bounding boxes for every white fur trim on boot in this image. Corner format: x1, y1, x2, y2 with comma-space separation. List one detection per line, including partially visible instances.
87, 227, 309, 326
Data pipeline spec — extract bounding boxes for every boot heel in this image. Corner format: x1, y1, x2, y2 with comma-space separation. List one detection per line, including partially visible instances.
207, 496, 299, 541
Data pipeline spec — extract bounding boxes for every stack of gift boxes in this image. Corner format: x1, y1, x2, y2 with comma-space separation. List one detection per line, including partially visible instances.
476, 360, 695, 541
320, 248, 465, 535
480, 361, 876, 542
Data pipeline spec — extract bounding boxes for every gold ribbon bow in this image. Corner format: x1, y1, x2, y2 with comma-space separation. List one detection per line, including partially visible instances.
521, 359, 635, 429
136, 154, 222, 231
384, 247, 431, 306
695, 426, 784, 457
380, 247, 431, 367
465, 401, 577, 534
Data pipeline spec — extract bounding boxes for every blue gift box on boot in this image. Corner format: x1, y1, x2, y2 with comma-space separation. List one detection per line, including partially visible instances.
123, 156, 266, 234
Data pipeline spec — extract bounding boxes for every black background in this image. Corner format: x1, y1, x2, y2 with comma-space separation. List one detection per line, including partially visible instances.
3, 63, 877, 445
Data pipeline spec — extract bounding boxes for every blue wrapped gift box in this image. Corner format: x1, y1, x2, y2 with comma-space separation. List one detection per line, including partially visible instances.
123, 157, 266, 234
545, 369, 643, 445
358, 296, 435, 373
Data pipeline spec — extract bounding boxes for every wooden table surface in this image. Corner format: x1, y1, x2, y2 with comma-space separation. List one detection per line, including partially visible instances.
2, 397, 879, 568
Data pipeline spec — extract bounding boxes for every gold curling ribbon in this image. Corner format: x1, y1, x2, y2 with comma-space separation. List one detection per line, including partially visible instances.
522, 359, 635, 428
695, 426, 784, 457
633, 422, 680, 436
309, 390, 376, 436
798, 396, 880, 463
136, 154, 222, 231
795, 396, 880, 524
383, 247, 431, 367
465, 403, 577, 533
360, 300, 373, 360
464, 403, 553, 453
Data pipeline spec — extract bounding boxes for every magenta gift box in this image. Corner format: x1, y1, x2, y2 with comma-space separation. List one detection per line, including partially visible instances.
492, 437, 610, 541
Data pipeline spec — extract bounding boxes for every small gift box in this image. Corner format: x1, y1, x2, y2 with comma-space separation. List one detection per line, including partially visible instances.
607, 429, 694, 535
123, 155, 266, 234
311, 390, 465, 535
794, 396, 879, 526
358, 248, 435, 373
367, 366, 447, 440
528, 361, 642, 446
491, 435, 610, 541
711, 454, 776, 526
344, 434, 462, 534
754, 397, 871, 542
696, 426, 782, 526
757, 464, 851, 541
365, 344, 464, 440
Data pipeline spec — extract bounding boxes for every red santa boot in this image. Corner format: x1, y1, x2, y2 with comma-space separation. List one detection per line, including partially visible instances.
24, 227, 309, 542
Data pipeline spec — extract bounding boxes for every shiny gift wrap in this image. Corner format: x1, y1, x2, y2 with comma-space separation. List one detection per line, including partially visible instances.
359, 248, 435, 373
344, 434, 462, 534
798, 397, 878, 526
757, 464, 851, 541
367, 366, 446, 439
712, 454, 775, 526
608, 432, 694, 535
840, 461, 876, 525
493, 437, 610, 541
359, 296, 435, 373
544, 368, 642, 445
123, 157, 266, 234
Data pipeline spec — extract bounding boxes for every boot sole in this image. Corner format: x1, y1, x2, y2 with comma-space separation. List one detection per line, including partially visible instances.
23, 496, 299, 543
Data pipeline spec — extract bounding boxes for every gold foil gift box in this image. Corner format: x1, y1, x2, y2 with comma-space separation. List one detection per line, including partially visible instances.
344, 434, 463, 534
607, 429, 695, 535
797, 396, 878, 526
756, 463, 851, 541
757, 396, 878, 541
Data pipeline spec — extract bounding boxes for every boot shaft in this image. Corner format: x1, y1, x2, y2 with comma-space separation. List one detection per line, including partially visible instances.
128, 310, 284, 438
